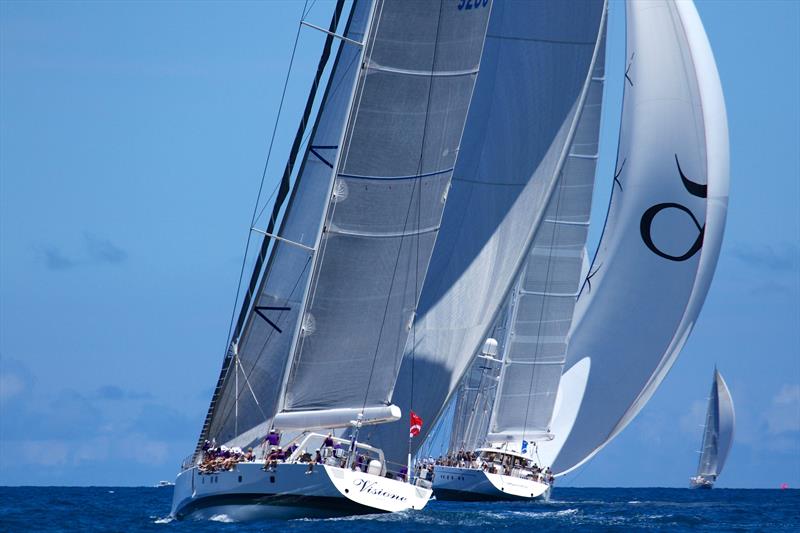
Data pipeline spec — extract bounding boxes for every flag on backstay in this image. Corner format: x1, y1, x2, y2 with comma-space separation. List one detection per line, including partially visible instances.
409, 411, 423, 438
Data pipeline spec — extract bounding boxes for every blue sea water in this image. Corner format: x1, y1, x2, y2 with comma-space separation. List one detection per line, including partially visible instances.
1, 487, 798, 532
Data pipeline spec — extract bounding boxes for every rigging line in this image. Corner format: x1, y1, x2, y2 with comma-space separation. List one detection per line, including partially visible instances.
360, 0, 446, 415
303, 0, 318, 19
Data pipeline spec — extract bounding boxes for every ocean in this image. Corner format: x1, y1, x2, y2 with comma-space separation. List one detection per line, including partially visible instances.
1, 487, 798, 531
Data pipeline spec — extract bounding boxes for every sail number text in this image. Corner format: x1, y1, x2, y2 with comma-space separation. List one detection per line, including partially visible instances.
458, 0, 489, 10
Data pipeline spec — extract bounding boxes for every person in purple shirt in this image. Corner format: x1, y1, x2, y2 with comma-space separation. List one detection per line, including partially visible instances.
266, 429, 280, 447
322, 433, 335, 448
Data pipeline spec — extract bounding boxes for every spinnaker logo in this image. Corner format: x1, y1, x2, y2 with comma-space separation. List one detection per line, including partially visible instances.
639, 155, 707, 262
352, 479, 407, 501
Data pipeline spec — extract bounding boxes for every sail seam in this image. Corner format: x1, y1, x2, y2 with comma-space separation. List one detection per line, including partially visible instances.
338, 167, 453, 181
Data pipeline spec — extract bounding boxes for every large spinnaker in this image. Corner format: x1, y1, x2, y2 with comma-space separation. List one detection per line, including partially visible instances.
274, 0, 492, 428
371, 0, 607, 466
541, 0, 730, 475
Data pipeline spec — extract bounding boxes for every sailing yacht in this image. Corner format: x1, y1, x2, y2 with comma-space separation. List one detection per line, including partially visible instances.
420, 0, 608, 502
690, 369, 735, 489
170, 0, 491, 520
409, 0, 729, 491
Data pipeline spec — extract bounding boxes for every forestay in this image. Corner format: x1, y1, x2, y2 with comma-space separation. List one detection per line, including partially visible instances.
696, 370, 735, 478
541, 0, 730, 475
373, 0, 607, 466
276, 0, 492, 426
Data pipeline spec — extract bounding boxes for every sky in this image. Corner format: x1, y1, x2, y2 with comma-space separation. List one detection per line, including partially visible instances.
1, 0, 798, 488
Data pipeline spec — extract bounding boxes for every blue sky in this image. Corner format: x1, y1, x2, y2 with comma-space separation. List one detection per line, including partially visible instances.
1, 0, 797, 488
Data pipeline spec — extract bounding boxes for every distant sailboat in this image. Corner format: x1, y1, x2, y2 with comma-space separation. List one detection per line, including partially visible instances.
170, 0, 491, 520
690, 369, 735, 489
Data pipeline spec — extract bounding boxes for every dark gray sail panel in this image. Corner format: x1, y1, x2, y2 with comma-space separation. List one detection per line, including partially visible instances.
281, 0, 492, 415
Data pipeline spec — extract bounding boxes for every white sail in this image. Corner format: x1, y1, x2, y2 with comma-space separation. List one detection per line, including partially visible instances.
373, 0, 607, 467
487, 22, 606, 446
274, 0, 492, 428
202, 1, 367, 449
541, 0, 730, 474
696, 369, 735, 478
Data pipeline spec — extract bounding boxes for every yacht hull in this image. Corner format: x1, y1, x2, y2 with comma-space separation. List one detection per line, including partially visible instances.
432, 465, 550, 502
171, 462, 431, 521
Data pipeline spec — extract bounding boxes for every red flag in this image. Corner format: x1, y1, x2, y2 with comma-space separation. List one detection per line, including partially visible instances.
409, 411, 423, 438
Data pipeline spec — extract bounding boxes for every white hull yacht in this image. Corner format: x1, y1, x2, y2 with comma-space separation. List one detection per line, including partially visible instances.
168, 0, 490, 521
171, 433, 431, 520
431, 448, 551, 502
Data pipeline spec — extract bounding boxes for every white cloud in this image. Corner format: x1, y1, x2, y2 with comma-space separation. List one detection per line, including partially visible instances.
0, 373, 26, 401
679, 400, 707, 434
764, 384, 800, 435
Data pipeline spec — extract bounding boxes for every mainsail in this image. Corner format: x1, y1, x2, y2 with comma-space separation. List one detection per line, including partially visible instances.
541, 0, 730, 474
696, 369, 735, 479
374, 0, 608, 466
274, 0, 491, 429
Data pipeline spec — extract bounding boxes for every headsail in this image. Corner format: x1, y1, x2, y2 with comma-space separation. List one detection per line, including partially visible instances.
373, 0, 607, 466
273, 0, 492, 429
696, 369, 735, 478
200, 0, 366, 450
541, 0, 730, 474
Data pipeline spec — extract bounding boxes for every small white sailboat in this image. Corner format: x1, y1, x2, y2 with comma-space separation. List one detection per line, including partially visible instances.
171, 0, 491, 520
690, 369, 735, 489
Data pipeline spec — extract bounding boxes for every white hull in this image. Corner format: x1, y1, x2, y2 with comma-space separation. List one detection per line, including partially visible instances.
432, 465, 550, 501
689, 475, 715, 489
171, 462, 431, 521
